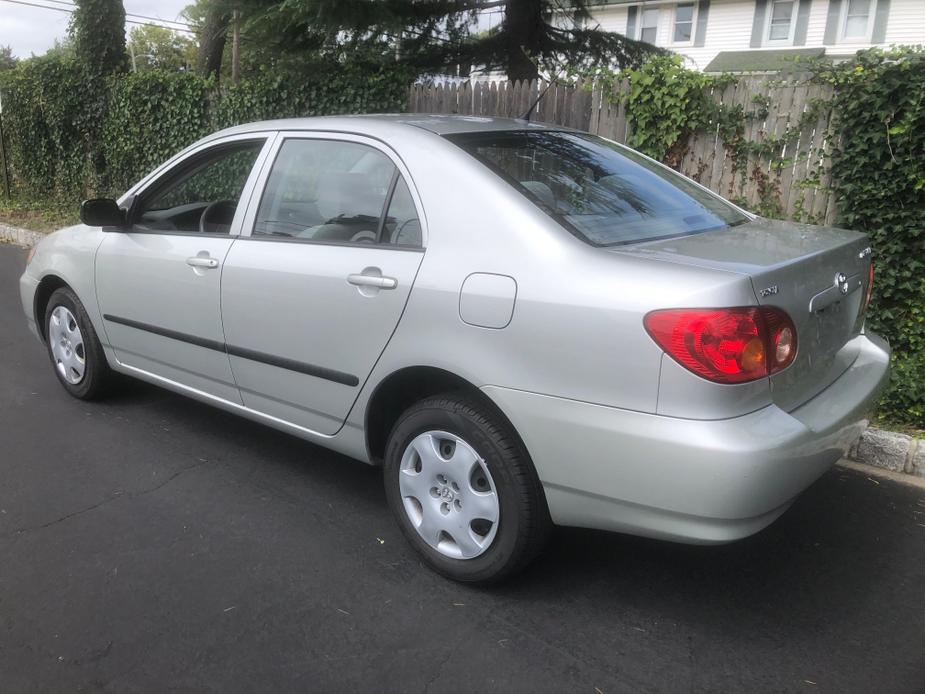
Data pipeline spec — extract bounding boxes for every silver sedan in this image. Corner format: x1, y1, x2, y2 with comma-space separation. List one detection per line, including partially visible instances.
19, 115, 890, 582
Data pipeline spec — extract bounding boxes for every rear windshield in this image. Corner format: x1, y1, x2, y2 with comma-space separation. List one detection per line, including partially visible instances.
445, 130, 748, 246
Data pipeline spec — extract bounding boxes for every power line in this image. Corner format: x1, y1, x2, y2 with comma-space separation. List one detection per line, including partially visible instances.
0, 0, 198, 34
38, 0, 195, 31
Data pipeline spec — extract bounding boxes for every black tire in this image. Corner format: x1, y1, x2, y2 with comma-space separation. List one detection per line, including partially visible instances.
44, 287, 113, 400
383, 392, 550, 584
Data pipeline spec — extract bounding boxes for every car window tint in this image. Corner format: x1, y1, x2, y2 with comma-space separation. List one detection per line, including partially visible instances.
446, 131, 747, 247
382, 176, 421, 247
136, 142, 263, 234
254, 139, 396, 245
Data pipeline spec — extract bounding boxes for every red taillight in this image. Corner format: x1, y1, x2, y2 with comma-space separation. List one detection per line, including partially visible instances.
644, 307, 798, 384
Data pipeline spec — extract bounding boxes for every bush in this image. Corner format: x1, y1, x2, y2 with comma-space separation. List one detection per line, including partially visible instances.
0, 53, 411, 200
811, 49, 925, 427
102, 71, 212, 194
0, 55, 108, 198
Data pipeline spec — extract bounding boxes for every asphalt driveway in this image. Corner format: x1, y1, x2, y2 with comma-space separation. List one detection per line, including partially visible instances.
1, 243, 924, 693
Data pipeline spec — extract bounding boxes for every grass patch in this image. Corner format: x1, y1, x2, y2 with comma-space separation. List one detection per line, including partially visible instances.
0, 196, 80, 233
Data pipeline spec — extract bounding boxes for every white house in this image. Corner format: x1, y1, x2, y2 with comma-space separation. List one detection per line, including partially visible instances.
587, 0, 925, 71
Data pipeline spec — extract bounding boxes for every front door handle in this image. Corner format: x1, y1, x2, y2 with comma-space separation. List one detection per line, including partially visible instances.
187, 256, 219, 269
348, 274, 398, 290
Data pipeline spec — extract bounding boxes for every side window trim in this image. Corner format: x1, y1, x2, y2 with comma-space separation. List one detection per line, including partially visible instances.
117, 132, 277, 238
238, 130, 427, 249
376, 169, 402, 244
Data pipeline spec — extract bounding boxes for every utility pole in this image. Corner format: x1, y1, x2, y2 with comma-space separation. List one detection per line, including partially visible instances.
231, 10, 241, 85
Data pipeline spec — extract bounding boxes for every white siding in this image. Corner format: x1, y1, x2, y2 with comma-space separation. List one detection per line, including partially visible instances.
672, 0, 757, 70
884, 0, 925, 45
817, 0, 925, 57
587, 0, 925, 71
590, 4, 630, 33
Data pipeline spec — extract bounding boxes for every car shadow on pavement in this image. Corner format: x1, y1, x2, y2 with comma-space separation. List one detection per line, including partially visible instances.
103, 374, 913, 637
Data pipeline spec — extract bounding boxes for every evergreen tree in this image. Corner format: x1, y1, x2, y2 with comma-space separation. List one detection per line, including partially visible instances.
238, 0, 656, 81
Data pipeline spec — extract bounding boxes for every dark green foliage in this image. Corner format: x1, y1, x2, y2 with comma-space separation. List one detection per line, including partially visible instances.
237, 0, 657, 81
0, 52, 410, 200
0, 46, 16, 72
213, 56, 415, 128
102, 71, 212, 192
811, 49, 925, 426
0, 55, 109, 198
70, 0, 129, 76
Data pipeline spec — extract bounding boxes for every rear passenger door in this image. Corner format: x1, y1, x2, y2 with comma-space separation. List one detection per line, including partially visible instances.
220, 133, 425, 435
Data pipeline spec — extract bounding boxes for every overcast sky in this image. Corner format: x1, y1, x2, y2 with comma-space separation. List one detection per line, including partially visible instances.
1, 0, 192, 58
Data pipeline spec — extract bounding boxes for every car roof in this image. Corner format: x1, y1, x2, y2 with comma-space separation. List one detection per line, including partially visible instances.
210, 114, 573, 139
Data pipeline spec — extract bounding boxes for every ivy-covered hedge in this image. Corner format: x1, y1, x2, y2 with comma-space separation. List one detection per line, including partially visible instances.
102, 71, 213, 194
0, 55, 110, 199
812, 49, 925, 426
0, 54, 411, 200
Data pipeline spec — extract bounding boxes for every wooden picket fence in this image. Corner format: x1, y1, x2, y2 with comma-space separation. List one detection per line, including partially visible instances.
407, 79, 838, 224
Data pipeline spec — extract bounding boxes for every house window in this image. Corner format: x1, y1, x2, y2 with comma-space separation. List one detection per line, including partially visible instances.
673, 3, 696, 43
766, 0, 796, 42
841, 0, 873, 41
640, 8, 659, 44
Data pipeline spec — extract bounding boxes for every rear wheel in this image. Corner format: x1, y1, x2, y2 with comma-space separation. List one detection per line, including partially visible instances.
44, 287, 113, 400
383, 393, 549, 583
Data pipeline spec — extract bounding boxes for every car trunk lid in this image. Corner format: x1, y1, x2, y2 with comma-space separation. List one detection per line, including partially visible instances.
614, 218, 872, 411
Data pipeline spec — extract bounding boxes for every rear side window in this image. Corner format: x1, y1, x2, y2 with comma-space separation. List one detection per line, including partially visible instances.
254, 139, 398, 245
445, 131, 747, 246
382, 177, 421, 247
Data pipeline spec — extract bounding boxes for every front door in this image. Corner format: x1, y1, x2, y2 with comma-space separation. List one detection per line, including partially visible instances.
221, 134, 425, 435
95, 136, 270, 402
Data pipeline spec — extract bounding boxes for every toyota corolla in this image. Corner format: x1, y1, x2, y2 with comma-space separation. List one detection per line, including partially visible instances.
20, 115, 890, 582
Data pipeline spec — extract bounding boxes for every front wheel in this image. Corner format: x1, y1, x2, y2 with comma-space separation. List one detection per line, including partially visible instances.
383, 393, 550, 583
44, 287, 113, 400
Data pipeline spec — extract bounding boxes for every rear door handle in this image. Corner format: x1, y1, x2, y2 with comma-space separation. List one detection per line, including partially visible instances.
187, 256, 219, 269
348, 274, 398, 290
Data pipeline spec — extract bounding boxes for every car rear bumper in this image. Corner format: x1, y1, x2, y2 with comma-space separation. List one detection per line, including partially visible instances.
483, 331, 891, 544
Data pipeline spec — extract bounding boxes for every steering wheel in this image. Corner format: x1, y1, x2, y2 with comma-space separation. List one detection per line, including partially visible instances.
349, 230, 378, 244
199, 199, 237, 234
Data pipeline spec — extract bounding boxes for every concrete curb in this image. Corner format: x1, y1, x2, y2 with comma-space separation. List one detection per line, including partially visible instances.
0, 223, 46, 248
848, 427, 924, 479
3, 223, 923, 484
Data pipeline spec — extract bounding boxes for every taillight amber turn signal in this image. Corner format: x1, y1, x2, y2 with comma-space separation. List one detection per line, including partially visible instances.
644, 307, 798, 384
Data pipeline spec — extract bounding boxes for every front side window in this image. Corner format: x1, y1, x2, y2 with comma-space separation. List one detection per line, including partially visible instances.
673, 3, 695, 43
135, 141, 263, 234
842, 0, 873, 40
253, 138, 420, 247
446, 130, 747, 247
639, 8, 659, 44
767, 0, 795, 42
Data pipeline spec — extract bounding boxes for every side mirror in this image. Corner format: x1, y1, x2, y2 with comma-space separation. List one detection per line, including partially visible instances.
80, 198, 126, 228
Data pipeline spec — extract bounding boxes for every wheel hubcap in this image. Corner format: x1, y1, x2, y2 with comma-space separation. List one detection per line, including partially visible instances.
398, 431, 500, 559
48, 306, 85, 385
